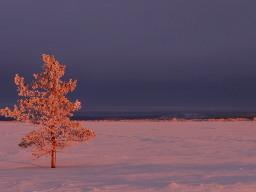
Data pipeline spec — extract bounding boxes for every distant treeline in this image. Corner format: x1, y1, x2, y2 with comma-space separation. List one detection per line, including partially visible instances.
0, 116, 15, 121
69, 111, 256, 121
1, 111, 256, 121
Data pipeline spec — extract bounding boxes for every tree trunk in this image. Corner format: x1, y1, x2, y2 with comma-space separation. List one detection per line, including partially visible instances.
51, 135, 56, 168
51, 125, 56, 168
51, 149, 56, 168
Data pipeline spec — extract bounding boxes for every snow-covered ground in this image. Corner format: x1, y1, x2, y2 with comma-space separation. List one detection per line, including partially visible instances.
1, 121, 256, 191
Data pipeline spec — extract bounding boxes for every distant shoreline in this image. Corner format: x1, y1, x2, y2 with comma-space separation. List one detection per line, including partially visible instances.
1, 117, 256, 123
1, 111, 256, 122
83, 117, 256, 122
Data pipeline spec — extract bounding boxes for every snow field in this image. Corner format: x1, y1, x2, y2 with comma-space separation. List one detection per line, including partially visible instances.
0, 121, 256, 191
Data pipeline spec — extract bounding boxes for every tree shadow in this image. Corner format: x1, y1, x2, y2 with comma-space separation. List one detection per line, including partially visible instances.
0, 159, 46, 168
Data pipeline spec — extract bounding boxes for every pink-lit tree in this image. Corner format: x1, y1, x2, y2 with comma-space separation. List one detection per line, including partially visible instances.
0, 54, 96, 168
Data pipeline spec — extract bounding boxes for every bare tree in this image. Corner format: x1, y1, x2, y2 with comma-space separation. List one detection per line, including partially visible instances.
0, 54, 96, 168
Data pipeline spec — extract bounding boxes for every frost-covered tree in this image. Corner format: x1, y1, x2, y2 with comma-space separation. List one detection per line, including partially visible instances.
0, 54, 96, 168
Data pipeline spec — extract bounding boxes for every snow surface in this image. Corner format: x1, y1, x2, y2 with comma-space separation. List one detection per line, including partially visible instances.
1, 121, 256, 191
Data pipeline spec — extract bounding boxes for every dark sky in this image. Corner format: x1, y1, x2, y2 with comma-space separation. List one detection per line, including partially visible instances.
0, 1, 256, 112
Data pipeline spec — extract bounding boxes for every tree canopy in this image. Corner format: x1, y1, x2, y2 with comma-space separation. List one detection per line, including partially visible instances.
0, 54, 96, 167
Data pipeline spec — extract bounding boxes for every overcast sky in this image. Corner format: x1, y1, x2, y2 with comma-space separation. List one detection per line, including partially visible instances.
0, 1, 256, 112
